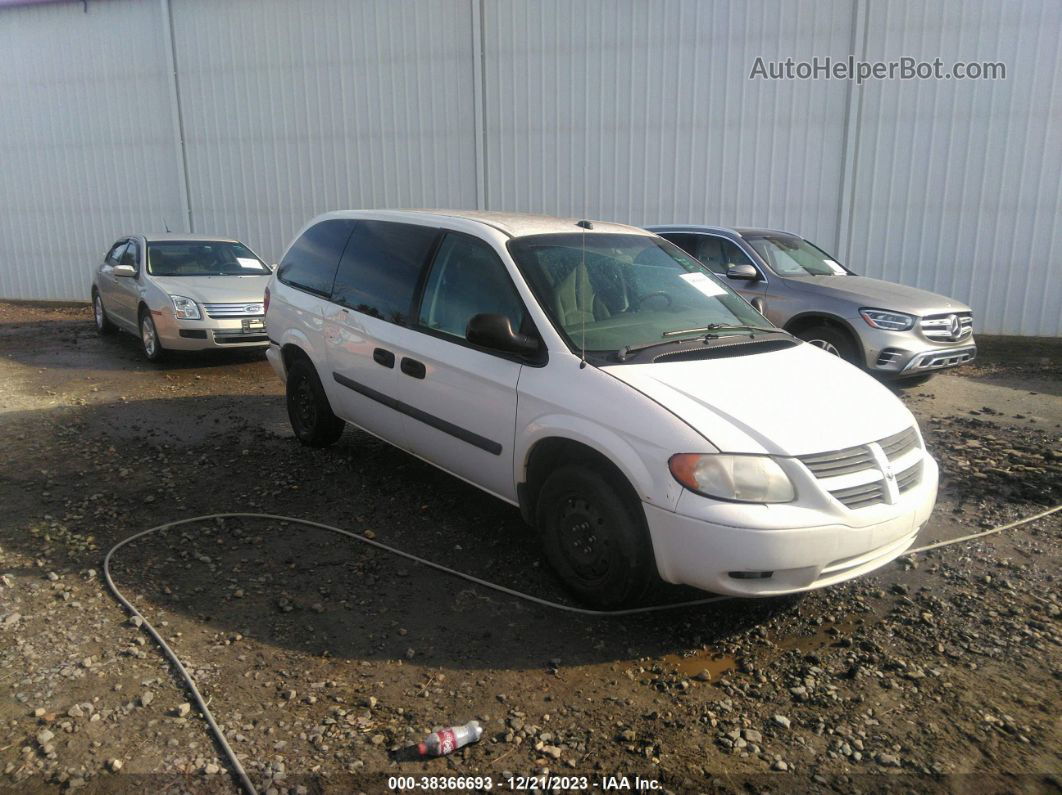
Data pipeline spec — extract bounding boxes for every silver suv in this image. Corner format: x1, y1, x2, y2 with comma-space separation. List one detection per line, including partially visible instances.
649, 225, 975, 383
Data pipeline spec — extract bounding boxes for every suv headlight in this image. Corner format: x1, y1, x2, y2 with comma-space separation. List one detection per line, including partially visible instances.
859, 308, 914, 331
170, 295, 201, 320
669, 453, 795, 503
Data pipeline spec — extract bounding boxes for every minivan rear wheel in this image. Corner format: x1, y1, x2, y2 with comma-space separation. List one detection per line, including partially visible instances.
797, 325, 859, 366
536, 465, 655, 609
286, 358, 345, 447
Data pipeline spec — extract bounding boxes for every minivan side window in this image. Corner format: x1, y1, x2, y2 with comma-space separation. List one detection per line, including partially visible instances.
418, 233, 527, 341
330, 220, 438, 325
278, 219, 356, 296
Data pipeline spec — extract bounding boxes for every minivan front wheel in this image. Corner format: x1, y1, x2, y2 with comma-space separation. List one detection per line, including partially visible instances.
797, 325, 859, 366
286, 358, 345, 447
536, 465, 655, 608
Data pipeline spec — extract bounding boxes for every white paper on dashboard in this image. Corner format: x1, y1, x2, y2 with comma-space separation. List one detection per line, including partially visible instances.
679, 271, 727, 298
237, 258, 262, 269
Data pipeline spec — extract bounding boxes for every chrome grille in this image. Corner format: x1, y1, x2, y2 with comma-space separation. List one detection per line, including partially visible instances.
831, 480, 887, 510
921, 312, 973, 342
879, 426, 919, 459
896, 460, 922, 493
799, 446, 877, 478
798, 426, 923, 510
203, 302, 265, 318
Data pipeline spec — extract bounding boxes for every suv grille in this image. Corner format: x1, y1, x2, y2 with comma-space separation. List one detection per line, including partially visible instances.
921, 312, 973, 342
203, 302, 265, 318
798, 426, 924, 510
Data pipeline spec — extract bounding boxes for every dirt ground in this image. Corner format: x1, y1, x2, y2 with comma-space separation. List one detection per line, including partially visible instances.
0, 301, 1059, 794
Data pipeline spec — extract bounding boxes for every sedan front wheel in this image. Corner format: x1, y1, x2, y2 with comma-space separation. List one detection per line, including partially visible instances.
139, 309, 166, 362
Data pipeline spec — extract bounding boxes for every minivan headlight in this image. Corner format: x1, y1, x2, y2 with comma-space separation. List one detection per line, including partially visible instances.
859, 308, 914, 331
170, 295, 201, 320
669, 453, 795, 503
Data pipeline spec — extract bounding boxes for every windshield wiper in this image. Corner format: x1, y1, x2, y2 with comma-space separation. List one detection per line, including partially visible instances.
660, 323, 785, 338
614, 325, 785, 361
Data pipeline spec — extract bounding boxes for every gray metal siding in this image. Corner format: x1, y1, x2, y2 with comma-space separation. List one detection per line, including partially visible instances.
0, 0, 1058, 336
0, 0, 184, 300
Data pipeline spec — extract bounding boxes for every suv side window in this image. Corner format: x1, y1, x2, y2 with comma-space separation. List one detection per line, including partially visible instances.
659, 233, 699, 258
330, 220, 438, 325
693, 236, 727, 274
278, 219, 356, 296
105, 241, 128, 266
418, 233, 527, 341
720, 239, 754, 270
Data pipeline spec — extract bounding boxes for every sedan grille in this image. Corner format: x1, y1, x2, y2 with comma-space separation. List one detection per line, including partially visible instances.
798, 426, 924, 510
921, 312, 973, 342
203, 302, 265, 318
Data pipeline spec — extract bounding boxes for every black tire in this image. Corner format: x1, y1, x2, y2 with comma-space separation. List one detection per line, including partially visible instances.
138, 307, 166, 362
286, 358, 345, 447
796, 325, 860, 366
536, 464, 656, 609
92, 290, 116, 335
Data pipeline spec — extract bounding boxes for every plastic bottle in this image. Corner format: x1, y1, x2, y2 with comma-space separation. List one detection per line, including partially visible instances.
417, 720, 483, 757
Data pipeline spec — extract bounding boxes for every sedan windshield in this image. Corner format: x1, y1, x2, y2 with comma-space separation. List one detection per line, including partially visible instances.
745, 234, 847, 276
147, 241, 269, 276
508, 233, 770, 352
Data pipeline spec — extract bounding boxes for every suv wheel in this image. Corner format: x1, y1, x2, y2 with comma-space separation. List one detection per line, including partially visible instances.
797, 325, 859, 366
93, 291, 115, 335
138, 308, 166, 362
536, 465, 655, 608
286, 358, 345, 447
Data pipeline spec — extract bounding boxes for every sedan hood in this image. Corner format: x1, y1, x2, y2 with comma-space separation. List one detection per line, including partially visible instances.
150, 275, 271, 305
603, 342, 914, 456
783, 275, 970, 315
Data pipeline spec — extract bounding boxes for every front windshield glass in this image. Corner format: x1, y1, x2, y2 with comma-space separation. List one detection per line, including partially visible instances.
746, 234, 847, 276
508, 233, 770, 352
147, 241, 269, 276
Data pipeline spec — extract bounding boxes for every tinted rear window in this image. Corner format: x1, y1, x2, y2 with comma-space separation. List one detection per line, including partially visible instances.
278, 220, 356, 296
330, 220, 439, 324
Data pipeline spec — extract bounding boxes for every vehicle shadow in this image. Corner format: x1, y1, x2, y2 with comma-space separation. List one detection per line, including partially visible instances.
0, 394, 806, 671
0, 315, 268, 372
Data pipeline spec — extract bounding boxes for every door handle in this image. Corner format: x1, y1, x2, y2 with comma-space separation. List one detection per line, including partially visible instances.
400, 357, 426, 379
372, 348, 395, 368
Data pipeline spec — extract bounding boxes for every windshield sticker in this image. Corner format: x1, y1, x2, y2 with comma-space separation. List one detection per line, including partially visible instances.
823, 259, 846, 274
237, 257, 262, 269
679, 271, 727, 298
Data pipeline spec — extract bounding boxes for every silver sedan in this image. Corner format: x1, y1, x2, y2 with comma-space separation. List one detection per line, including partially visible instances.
90, 233, 273, 361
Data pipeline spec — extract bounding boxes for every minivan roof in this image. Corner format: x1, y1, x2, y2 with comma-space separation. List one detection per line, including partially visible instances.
319, 209, 650, 239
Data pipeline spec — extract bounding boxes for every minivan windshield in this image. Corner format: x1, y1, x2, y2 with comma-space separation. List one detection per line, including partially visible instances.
508, 233, 770, 352
147, 241, 269, 277
745, 234, 847, 276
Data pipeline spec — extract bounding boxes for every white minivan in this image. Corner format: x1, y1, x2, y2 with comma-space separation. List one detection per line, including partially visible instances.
264, 211, 937, 607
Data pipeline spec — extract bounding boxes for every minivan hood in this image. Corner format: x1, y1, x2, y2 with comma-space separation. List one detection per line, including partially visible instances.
150, 275, 270, 305
603, 343, 914, 456
783, 275, 970, 315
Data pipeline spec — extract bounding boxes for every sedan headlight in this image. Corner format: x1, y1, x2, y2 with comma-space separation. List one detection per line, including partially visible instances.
669, 453, 795, 503
859, 308, 914, 331
170, 295, 201, 320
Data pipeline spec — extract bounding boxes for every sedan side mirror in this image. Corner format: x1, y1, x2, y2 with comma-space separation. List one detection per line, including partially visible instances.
726, 263, 759, 281
466, 313, 540, 356
113, 264, 136, 278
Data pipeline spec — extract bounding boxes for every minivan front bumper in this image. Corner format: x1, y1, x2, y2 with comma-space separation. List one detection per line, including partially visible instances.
643, 455, 938, 596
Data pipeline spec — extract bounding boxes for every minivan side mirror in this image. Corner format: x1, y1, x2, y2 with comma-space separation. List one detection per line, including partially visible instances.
113, 264, 136, 278
726, 263, 759, 281
466, 313, 540, 356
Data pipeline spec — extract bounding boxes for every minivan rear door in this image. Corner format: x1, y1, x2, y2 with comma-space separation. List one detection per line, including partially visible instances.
390, 231, 528, 503
324, 220, 441, 447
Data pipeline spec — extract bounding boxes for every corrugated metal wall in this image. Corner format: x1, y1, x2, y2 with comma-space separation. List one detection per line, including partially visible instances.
0, 0, 1058, 335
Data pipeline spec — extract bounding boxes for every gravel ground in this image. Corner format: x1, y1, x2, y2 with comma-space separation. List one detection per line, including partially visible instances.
0, 301, 1059, 794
